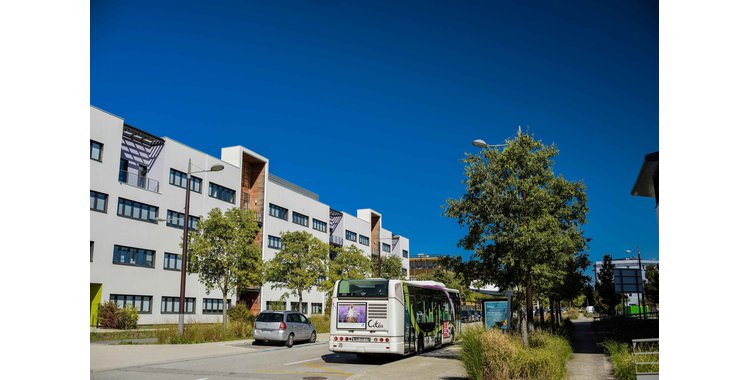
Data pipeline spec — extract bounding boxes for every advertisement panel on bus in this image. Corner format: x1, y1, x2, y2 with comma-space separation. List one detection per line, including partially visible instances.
337, 303, 367, 329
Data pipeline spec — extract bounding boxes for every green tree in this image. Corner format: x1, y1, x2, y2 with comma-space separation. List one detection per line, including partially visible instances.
264, 231, 328, 308
644, 264, 658, 307
188, 207, 262, 326
322, 244, 373, 302
372, 254, 405, 279
443, 130, 589, 346
595, 254, 622, 315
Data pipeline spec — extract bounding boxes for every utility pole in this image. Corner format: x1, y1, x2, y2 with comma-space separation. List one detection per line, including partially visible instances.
637, 246, 646, 319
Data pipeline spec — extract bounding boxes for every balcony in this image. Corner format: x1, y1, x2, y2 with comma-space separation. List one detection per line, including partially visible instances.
119, 170, 160, 193
330, 235, 343, 246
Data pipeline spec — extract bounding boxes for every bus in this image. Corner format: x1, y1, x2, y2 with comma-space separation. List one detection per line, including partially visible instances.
329, 278, 461, 356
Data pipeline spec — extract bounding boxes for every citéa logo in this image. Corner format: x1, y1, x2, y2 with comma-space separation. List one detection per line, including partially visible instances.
367, 319, 384, 328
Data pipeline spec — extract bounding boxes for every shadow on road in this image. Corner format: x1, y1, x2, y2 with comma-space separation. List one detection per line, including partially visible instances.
321, 352, 405, 365
571, 321, 604, 354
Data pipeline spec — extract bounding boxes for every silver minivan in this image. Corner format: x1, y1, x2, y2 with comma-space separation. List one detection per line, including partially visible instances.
253, 310, 317, 347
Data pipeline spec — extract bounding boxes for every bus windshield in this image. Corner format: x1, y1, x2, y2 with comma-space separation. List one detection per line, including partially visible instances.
337, 279, 389, 298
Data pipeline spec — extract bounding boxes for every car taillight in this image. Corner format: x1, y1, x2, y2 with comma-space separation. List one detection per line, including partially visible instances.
334, 336, 338, 341
386, 338, 390, 342
346, 337, 350, 341
379, 338, 384, 342
280, 322, 286, 330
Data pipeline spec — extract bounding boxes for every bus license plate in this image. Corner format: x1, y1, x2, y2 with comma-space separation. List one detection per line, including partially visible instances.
350, 337, 369, 342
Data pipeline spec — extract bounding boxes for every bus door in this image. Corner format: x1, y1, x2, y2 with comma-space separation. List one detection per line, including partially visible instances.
404, 294, 416, 353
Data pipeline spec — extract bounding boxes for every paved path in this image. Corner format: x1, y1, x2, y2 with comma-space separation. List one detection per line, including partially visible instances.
566, 317, 615, 380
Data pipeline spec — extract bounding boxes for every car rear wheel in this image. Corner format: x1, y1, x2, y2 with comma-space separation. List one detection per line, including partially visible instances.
286, 333, 294, 348
309, 331, 317, 343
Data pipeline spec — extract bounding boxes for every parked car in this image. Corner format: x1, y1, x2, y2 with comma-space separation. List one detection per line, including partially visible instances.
460, 310, 470, 322
471, 310, 482, 322
253, 310, 317, 347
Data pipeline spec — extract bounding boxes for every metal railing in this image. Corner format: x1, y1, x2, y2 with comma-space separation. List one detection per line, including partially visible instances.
119, 170, 159, 193
330, 235, 343, 246
632, 338, 659, 379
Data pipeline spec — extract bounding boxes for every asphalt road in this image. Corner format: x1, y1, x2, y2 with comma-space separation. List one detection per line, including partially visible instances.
92, 339, 405, 380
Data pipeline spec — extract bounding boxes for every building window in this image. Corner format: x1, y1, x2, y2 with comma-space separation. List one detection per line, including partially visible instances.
311, 303, 323, 314
382, 243, 391, 253
117, 197, 158, 223
312, 218, 327, 233
208, 182, 235, 204
110, 294, 152, 313
266, 301, 285, 311
90, 190, 108, 213
345, 230, 357, 242
166, 210, 199, 230
163, 253, 182, 271
292, 212, 309, 227
203, 298, 230, 314
269, 203, 288, 220
169, 169, 202, 193
119, 159, 128, 183
402, 249, 409, 259
268, 235, 283, 249
112, 245, 155, 268
90, 140, 103, 161
161, 297, 196, 314
90, 241, 94, 262
359, 235, 369, 246
291, 302, 308, 314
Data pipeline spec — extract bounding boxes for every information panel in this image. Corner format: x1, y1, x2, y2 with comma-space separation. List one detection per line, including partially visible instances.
484, 299, 511, 331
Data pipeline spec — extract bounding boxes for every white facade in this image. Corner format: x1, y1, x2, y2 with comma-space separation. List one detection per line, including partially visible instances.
90, 107, 240, 325
90, 106, 413, 324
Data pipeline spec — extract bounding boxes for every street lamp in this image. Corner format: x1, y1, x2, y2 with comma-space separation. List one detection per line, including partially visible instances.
177, 160, 223, 334
472, 139, 508, 149
625, 247, 646, 319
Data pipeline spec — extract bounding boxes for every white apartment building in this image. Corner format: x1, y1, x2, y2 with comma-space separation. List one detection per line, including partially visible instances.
90, 106, 411, 325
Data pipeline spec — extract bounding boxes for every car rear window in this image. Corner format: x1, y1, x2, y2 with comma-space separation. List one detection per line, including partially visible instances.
257, 313, 284, 322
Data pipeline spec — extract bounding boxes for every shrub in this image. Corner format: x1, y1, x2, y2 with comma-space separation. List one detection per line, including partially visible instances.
98, 301, 120, 328
459, 324, 486, 380
309, 314, 330, 333
563, 308, 579, 320
155, 321, 254, 344
227, 303, 253, 323
117, 305, 139, 330
459, 327, 572, 380
602, 340, 636, 380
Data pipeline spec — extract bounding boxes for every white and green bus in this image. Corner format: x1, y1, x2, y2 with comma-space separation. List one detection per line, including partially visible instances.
329, 278, 461, 356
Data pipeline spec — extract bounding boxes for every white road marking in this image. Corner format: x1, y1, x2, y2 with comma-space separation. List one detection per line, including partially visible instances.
283, 357, 322, 366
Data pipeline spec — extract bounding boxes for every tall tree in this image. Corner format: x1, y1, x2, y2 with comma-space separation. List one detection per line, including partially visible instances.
372, 255, 405, 279
443, 130, 588, 346
188, 207, 262, 326
595, 254, 622, 315
264, 231, 328, 308
644, 264, 659, 307
322, 244, 373, 300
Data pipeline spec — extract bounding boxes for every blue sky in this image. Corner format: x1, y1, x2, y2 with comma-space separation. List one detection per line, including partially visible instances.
91, 0, 658, 276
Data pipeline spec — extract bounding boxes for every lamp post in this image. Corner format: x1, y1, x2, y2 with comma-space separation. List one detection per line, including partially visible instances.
177, 159, 224, 334
625, 247, 645, 319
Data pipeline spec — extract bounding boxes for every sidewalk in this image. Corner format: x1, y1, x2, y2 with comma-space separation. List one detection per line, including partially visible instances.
348, 344, 467, 380
566, 317, 615, 380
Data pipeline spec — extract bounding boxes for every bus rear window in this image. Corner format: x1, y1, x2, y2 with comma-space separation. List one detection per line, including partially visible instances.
338, 279, 389, 297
